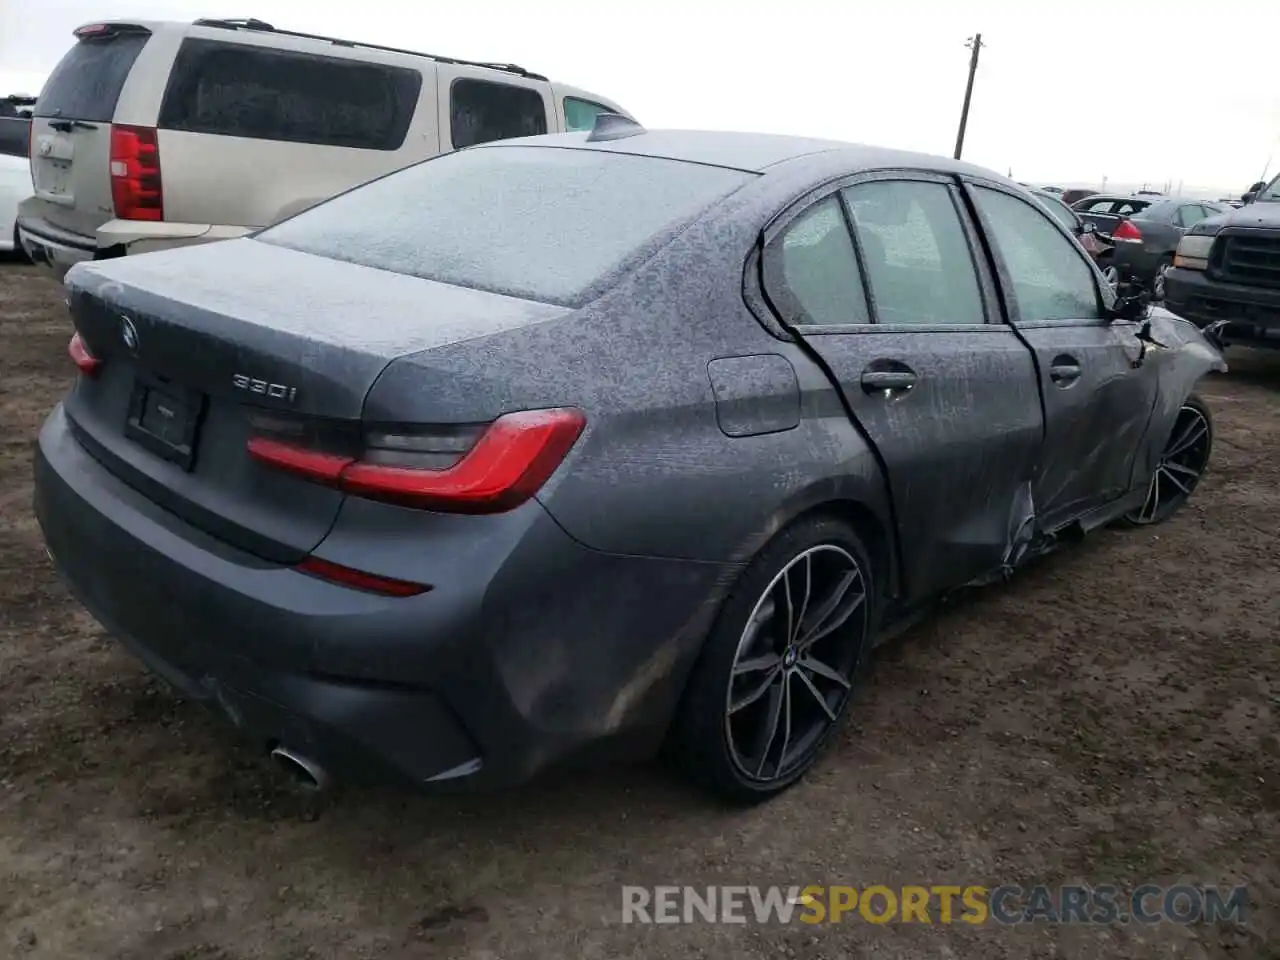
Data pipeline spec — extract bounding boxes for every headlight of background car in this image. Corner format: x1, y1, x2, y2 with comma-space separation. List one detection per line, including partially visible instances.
1174, 234, 1215, 271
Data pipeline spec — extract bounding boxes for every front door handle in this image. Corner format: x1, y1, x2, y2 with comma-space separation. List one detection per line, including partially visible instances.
1049, 359, 1081, 385
860, 369, 917, 394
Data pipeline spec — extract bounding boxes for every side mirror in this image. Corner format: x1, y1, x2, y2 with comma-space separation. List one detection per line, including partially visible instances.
1079, 220, 1097, 236
1242, 192, 1256, 205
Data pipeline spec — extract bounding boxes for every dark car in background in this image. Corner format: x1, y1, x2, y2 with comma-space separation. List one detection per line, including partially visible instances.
1078, 196, 1229, 297
1164, 173, 1280, 349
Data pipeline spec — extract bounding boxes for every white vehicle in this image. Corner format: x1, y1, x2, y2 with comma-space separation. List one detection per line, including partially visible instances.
18, 18, 633, 279
1, 97, 34, 257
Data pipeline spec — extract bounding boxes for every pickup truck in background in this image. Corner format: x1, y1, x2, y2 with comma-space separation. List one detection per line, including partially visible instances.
1163, 174, 1280, 349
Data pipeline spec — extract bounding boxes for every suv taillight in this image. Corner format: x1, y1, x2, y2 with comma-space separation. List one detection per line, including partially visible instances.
109, 124, 163, 221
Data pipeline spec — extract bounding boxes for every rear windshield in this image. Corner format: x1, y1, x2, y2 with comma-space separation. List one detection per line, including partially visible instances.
256, 145, 754, 306
35, 32, 149, 122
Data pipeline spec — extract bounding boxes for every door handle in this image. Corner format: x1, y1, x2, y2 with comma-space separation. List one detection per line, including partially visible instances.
1049, 360, 1081, 385
860, 369, 917, 394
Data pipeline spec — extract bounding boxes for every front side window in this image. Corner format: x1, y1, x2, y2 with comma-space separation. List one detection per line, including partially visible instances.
564, 97, 613, 132
158, 39, 422, 150
768, 197, 869, 326
1175, 204, 1208, 228
972, 185, 1102, 323
843, 180, 986, 326
451, 79, 547, 148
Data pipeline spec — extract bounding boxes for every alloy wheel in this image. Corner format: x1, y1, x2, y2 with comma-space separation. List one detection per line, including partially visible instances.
1125, 403, 1212, 525
724, 544, 867, 783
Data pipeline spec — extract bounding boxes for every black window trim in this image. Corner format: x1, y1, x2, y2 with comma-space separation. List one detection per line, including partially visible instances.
959, 176, 1113, 329
758, 168, 1000, 336
447, 75, 549, 150
157, 37, 425, 151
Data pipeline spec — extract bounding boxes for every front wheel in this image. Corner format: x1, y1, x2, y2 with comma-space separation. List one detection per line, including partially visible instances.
669, 516, 875, 803
1121, 394, 1213, 527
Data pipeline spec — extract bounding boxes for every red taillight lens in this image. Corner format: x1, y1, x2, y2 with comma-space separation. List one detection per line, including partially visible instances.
295, 556, 429, 598
110, 124, 163, 221
68, 332, 101, 375
1112, 219, 1142, 242
248, 408, 586, 514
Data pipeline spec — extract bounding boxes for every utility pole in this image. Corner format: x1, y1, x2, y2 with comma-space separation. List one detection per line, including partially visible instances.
953, 33, 984, 160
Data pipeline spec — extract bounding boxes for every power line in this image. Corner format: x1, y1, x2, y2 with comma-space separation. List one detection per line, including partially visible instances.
953, 33, 984, 160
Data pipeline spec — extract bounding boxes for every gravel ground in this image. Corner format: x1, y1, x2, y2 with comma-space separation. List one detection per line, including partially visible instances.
1, 262, 1277, 959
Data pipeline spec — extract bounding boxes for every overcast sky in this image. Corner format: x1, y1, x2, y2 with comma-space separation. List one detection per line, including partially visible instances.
2, 0, 1277, 197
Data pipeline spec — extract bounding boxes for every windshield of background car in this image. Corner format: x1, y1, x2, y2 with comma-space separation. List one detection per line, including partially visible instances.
256, 145, 755, 306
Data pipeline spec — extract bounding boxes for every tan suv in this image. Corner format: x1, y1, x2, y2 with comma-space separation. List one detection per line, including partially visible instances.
19, 18, 633, 280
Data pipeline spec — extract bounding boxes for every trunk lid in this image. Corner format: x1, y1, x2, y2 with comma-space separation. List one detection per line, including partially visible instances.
29, 25, 151, 239
64, 238, 569, 561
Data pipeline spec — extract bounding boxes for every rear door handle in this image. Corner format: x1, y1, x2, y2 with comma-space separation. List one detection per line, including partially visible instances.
860, 369, 917, 394
1049, 360, 1081, 385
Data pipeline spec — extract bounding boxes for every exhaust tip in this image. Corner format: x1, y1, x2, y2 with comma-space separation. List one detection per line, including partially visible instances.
270, 745, 329, 793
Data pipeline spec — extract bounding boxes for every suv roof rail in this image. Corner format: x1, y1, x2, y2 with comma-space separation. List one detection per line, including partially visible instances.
192, 17, 549, 81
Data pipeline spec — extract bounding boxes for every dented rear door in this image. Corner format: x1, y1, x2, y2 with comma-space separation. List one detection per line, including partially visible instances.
764, 174, 1044, 602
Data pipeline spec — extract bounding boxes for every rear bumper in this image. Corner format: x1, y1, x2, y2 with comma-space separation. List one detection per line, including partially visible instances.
1163, 267, 1280, 348
34, 403, 730, 788
1110, 241, 1163, 283
17, 214, 95, 281
17, 206, 253, 279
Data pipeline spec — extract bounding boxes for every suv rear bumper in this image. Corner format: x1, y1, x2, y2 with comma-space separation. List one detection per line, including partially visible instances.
17, 214, 95, 281
1162, 267, 1280, 349
18, 204, 253, 279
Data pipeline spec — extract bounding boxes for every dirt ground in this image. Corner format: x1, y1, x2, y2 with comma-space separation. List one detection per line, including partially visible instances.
0, 261, 1277, 960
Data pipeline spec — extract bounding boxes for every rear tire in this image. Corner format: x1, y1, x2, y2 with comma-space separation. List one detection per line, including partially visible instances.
668, 515, 876, 804
1119, 394, 1213, 527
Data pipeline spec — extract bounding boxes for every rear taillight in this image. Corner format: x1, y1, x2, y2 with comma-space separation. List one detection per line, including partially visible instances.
1112, 219, 1143, 243
68, 333, 101, 375
110, 125, 163, 221
247, 408, 586, 514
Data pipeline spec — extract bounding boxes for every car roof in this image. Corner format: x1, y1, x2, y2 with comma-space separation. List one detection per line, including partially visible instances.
480, 127, 1013, 179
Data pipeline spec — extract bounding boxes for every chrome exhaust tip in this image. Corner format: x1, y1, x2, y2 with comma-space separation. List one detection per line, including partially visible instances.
270, 745, 329, 792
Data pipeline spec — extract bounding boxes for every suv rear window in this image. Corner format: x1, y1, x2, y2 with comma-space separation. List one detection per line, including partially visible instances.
256, 145, 753, 306
158, 39, 423, 151
35, 32, 150, 122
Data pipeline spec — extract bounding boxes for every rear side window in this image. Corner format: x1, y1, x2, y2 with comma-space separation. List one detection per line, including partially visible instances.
564, 97, 613, 132
451, 79, 547, 148
844, 180, 986, 326
256, 145, 752, 306
35, 32, 149, 122
158, 39, 423, 150
769, 198, 870, 325
0, 117, 29, 158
